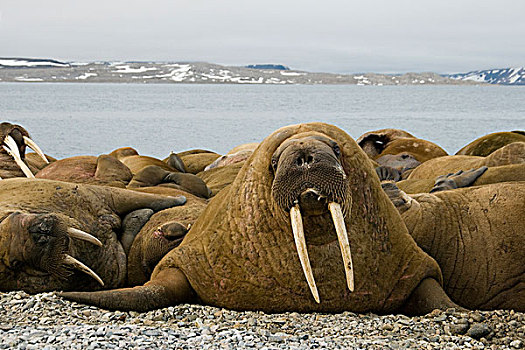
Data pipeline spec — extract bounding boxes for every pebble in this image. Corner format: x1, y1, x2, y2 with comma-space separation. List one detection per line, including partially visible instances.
0, 291, 523, 349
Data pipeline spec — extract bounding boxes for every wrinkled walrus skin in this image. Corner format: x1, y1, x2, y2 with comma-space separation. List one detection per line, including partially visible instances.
0, 178, 185, 293
391, 182, 525, 311
62, 123, 453, 315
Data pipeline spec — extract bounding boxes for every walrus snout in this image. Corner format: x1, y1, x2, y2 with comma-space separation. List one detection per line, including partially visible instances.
271, 136, 349, 214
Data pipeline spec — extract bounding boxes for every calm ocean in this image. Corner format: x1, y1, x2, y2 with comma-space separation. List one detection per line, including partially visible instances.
1, 83, 523, 159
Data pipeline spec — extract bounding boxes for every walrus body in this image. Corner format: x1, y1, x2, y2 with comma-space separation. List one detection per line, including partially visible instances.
36, 155, 132, 188
407, 142, 525, 180
456, 131, 525, 156
384, 182, 525, 311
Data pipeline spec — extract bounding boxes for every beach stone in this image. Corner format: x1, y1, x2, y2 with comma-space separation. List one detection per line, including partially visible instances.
468, 323, 492, 339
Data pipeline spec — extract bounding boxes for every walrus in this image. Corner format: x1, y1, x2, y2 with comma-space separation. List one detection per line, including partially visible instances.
0, 178, 186, 293
127, 165, 212, 199
356, 128, 415, 159
197, 161, 245, 196
204, 150, 253, 171
35, 155, 133, 188
455, 131, 525, 156
176, 149, 221, 174
1, 122, 49, 179
127, 194, 207, 286
381, 181, 525, 311
407, 141, 525, 180
389, 164, 525, 194
61, 123, 455, 315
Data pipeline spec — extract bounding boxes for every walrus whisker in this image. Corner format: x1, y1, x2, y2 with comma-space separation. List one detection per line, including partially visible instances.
328, 201, 354, 292
3, 135, 35, 178
67, 227, 103, 247
62, 254, 104, 286
290, 204, 320, 303
23, 136, 49, 164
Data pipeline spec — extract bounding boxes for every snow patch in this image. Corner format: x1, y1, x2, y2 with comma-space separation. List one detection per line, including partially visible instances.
14, 77, 44, 82
75, 72, 97, 80
111, 65, 158, 74
280, 71, 304, 76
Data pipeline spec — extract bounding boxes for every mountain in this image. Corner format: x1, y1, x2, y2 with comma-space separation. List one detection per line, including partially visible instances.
447, 67, 525, 85
0, 57, 70, 68
0, 57, 480, 85
245, 64, 290, 70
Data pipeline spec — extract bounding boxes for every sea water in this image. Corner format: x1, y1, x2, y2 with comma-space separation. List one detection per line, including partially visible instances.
0, 83, 523, 158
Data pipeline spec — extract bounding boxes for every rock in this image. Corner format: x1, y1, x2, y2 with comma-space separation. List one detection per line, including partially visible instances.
451, 322, 470, 335
467, 323, 492, 339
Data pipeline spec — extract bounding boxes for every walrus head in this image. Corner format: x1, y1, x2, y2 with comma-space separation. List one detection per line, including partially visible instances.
0, 211, 104, 290
270, 134, 354, 301
1, 122, 48, 178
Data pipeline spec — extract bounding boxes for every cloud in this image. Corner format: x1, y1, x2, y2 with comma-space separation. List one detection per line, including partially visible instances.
0, 0, 524, 73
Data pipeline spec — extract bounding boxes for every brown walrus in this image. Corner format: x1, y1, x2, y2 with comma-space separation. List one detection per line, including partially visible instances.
0, 178, 186, 293
455, 131, 525, 156
382, 181, 525, 311
407, 142, 525, 180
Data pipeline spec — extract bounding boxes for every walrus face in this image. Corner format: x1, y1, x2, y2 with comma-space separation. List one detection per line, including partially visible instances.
270, 134, 354, 302
0, 211, 104, 288
271, 135, 349, 215
376, 153, 421, 173
1, 122, 49, 178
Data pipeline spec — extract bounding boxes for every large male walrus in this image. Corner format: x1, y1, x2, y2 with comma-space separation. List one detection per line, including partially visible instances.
0, 178, 186, 293
61, 123, 456, 315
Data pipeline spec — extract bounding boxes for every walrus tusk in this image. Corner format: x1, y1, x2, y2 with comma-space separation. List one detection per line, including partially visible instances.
290, 204, 320, 303
328, 202, 355, 292
23, 136, 49, 164
2, 135, 35, 178
63, 254, 104, 286
67, 227, 103, 247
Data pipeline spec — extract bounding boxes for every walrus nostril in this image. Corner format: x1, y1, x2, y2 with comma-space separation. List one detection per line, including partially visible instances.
296, 154, 315, 167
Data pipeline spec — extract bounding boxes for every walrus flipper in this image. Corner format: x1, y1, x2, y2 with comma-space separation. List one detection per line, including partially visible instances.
101, 186, 187, 214
430, 166, 488, 193
398, 278, 463, 316
59, 268, 196, 312
376, 166, 402, 182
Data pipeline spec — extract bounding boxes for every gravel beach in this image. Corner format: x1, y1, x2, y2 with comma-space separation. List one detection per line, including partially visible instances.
1, 291, 523, 349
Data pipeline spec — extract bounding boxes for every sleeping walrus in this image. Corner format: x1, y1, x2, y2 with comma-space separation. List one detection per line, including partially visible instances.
61, 123, 456, 314
0, 178, 186, 293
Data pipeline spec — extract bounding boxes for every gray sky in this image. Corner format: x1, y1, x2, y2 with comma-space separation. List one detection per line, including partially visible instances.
0, 0, 523, 73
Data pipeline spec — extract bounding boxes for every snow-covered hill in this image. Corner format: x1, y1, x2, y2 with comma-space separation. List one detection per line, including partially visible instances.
0, 57, 481, 85
447, 67, 525, 85
0, 58, 70, 68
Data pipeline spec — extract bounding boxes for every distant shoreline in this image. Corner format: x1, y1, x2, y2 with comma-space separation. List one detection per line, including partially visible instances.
0, 59, 484, 86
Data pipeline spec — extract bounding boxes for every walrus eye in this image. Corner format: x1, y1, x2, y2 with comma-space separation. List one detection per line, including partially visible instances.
332, 144, 341, 158
270, 158, 278, 172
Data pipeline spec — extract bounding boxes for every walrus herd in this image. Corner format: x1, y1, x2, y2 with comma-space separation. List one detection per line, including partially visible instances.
0, 121, 523, 315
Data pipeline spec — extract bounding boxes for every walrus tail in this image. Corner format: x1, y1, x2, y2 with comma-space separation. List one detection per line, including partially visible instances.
59, 268, 196, 312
